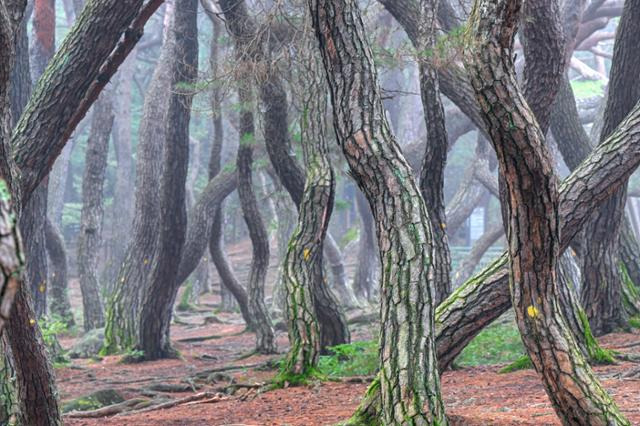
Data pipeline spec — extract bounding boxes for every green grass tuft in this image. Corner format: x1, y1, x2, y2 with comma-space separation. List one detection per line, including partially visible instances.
456, 322, 526, 367
317, 341, 378, 378
499, 355, 533, 373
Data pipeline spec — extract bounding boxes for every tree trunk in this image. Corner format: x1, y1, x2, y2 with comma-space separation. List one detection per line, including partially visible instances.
103, 5, 174, 354
309, 0, 447, 423
581, 0, 640, 335
200, 5, 243, 314
218, 1, 353, 333
464, 1, 628, 423
138, 0, 198, 360
77, 87, 114, 331
6, 287, 61, 426
280, 46, 334, 378
105, 46, 136, 288
417, 0, 452, 307
352, 190, 378, 303
45, 218, 74, 327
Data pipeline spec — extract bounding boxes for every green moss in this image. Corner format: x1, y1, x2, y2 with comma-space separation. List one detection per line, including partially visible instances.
629, 316, 640, 329
176, 281, 195, 311
577, 308, 616, 365
499, 355, 533, 373
62, 389, 124, 413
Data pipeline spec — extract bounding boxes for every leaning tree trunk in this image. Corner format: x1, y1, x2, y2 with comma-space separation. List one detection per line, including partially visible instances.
352, 190, 378, 303
309, 0, 447, 423
45, 218, 74, 328
581, 0, 640, 335
417, 0, 451, 307
77, 87, 114, 331
103, 6, 174, 354
452, 223, 503, 287
19, 0, 57, 319
236, 84, 276, 354
280, 46, 335, 378
464, 1, 628, 424
138, 0, 198, 360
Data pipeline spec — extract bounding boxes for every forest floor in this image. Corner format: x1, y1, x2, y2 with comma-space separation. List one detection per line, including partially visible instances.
56, 241, 640, 425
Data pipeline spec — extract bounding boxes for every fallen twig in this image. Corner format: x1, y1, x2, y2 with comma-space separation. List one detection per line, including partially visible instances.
64, 398, 149, 418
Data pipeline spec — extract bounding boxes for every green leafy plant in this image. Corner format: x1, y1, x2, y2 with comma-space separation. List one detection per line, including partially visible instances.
317, 340, 378, 378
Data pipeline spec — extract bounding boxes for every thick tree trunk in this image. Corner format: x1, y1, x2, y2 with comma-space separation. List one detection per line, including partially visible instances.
6, 287, 61, 426
20, 181, 48, 317
352, 190, 378, 303
11, 0, 147, 206
281, 48, 334, 377
310, 0, 447, 423
45, 218, 74, 327
106, 47, 136, 287
464, 1, 627, 423
581, 0, 640, 335
138, 0, 198, 360
104, 6, 174, 354
77, 87, 114, 331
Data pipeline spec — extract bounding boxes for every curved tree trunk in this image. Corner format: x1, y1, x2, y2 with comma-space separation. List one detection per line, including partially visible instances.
464, 1, 628, 423
581, 0, 640, 335
281, 47, 334, 377
352, 190, 378, 303
45, 218, 74, 328
77, 87, 114, 331
309, 0, 447, 423
236, 85, 276, 354
103, 6, 174, 353
138, 0, 198, 360
6, 287, 61, 426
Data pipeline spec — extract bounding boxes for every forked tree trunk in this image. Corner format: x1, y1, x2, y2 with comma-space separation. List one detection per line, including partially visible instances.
309, 0, 447, 423
464, 1, 628, 424
581, 0, 640, 335
281, 46, 334, 377
103, 6, 174, 354
77, 87, 114, 331
138, 0, 198, 360
218, 0, 353, 333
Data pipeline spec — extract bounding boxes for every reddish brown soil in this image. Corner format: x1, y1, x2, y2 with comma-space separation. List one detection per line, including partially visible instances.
58, 241, 640, 425
58, 301, 640, 425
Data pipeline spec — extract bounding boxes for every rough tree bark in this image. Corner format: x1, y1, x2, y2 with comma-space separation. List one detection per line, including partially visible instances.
77, 87, 114, 331
309, 0, 447, 423
280, 45, 335, 378
352, 190, 378, 303
138, 0, 199, 360
464, 1, 628, 423
581, 0, 640, 335
104, 5, 174, 354
106, 47, 136, 287
417, 0, 452, 307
